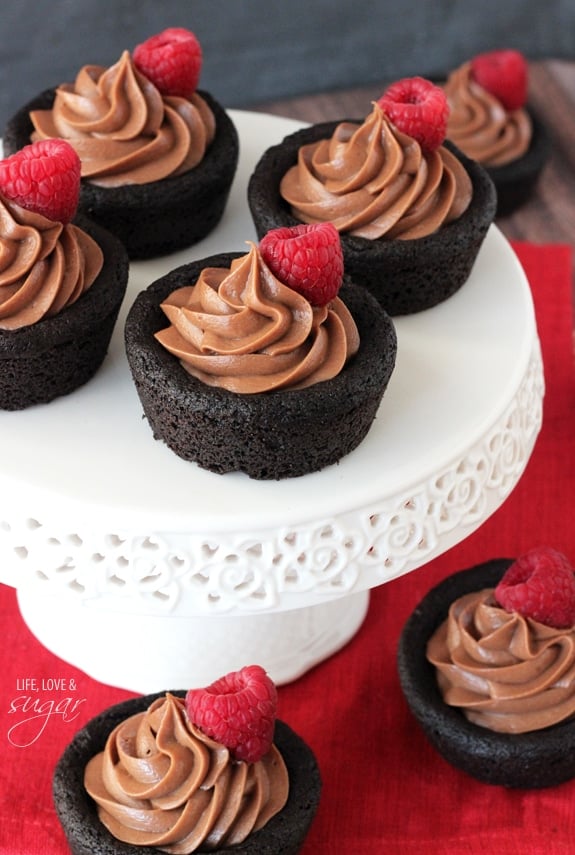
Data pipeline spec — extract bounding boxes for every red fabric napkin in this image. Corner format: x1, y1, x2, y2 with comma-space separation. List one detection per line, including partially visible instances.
1, 241, 573, 855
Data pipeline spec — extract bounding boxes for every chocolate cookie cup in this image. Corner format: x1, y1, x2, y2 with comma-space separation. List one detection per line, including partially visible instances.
53, 691, 321, 855
247, 122, 496, 316
0, 215, 128, 410
3, 90, 239, 261
397, 559, 575, 789
124, 251, 397, 480
487, 109, 549, 217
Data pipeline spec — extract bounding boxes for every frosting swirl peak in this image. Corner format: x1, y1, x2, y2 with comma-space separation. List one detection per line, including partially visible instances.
0, 196, 103, 330
427, 588, 575, 734
280, 102, 472, 240
155, 243, 360, 393
84, 693, 289, 853
29, 51, 215, 187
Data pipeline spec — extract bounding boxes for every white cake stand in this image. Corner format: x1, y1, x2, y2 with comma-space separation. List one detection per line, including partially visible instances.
0, 112, 543, 692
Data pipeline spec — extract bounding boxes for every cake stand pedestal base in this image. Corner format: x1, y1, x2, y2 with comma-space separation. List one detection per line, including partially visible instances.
16, 587, 370, 692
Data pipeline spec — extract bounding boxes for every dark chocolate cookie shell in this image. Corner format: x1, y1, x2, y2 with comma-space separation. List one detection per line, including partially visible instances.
247, 123, 496, 316
487, 109, 550, 217
124, 252, 397, 480
53, 692, 321, 855
3, 90, 239, 260
397, 559, 575, 788
0, 216, 129, 410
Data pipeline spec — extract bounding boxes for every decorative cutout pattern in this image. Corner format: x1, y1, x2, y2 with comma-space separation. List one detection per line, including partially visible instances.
0, 342, 544, 616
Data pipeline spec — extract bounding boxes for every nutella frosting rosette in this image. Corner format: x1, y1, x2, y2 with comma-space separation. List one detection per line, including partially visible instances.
248, 77, 496, 316
397, 547, 575, 788
124, 224, 397, 480
0, 139, 128, 409
53, 666, 321, 854
3, 28, 239, 259
443, 49, 549, 215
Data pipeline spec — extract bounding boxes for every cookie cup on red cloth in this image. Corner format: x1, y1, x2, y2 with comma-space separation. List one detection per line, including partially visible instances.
397, 558, 575, 788
53, 691, 321, 855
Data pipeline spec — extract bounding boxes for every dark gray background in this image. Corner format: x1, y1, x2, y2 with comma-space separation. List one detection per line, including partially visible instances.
1, 0, 573, 129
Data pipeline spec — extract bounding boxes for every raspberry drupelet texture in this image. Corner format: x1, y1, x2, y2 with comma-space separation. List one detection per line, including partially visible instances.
133, 27, 203, 98
377, 76, 450, 152
0, 138, 81, 223
470, 49, 528, 112
185, 665, 278, 764
259, 222, 344, 306
495, 545, 575, 629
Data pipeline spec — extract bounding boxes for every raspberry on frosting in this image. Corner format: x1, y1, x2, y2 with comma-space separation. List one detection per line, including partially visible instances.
377, 76, 450, 152
0, 138, 80, 224
495, 546, 575, 629
185, 665, 278, 764
259, 223, 344, 306
470, 49, 528, 112
133, 27, 203, 98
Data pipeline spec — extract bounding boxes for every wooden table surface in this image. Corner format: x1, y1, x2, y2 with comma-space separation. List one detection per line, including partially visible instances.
247, 59, 575, 311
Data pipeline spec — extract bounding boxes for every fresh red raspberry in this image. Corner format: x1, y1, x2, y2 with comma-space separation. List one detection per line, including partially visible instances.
377, 77, 449, 152
185, 665, 277, 763
259, 223, 344, 306
494, 546, 575, 629
133, 27, 202, 98
470, 49, 528, 111
0, 139, 81, 224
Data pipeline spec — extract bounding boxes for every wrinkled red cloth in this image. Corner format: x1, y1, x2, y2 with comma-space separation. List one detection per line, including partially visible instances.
0, 241, 573, 855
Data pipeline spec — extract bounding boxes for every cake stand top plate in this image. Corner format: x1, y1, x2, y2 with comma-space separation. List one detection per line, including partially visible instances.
0, 112, 542, 612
